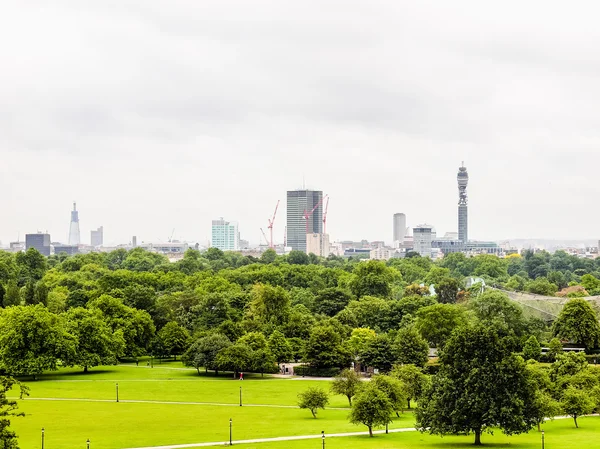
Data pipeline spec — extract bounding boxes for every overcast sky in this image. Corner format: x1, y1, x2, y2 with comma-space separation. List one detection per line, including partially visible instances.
2, 1, 600, 246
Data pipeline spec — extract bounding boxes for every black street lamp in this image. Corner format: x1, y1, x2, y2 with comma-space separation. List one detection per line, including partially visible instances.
239, 386, 242, 407
229, 418, 232, 446
321, 431, 325, 449
41, 427, 45, 449
86, 439, 90, 449
116, 383, 119, 403
541, 430, 545, 449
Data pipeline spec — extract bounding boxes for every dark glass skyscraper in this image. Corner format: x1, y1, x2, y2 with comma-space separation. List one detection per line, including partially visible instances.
457, 163, 469, 244
286, 190, 323, 252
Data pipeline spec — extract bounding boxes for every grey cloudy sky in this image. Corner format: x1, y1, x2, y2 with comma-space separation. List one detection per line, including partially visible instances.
2, 1, 600, 246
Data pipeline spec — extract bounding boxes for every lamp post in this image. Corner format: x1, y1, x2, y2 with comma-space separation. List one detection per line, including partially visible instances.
239, 386, 242, 407
321, 431, 325, 449
116, 383, 119, 403
229, 418, 232, 446
86, 439, 90, 449
41, 427, 45, 449
541, 430, 545, 449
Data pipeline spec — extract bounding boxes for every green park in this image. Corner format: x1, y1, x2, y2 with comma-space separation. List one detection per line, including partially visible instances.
2, 248, 600, 448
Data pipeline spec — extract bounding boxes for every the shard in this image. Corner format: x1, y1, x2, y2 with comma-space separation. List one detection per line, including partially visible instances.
68, 202, 81, 246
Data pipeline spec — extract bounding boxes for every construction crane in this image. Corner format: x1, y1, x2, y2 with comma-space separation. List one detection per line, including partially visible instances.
322, 196, 330, 235
168, 228, 175, 242
267, 200, 280, 248
303, 195, 327, 234
260, 228, 270, 247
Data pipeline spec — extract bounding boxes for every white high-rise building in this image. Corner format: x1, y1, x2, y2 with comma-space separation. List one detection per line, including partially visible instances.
413, 224, 434, 258
68, 202, 81, 246
211, 218, 239, 251
306, 233, 330, 257
91, 226, 103, 247
393, 213, 407, 243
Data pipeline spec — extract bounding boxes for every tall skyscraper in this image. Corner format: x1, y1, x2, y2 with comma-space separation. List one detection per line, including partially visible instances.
91, 226, 104, 247
457, 163, 469, 244
393, 213, 407, 242
68, 202, 81, 246
211, 218, 240, 251
286, 189, 323, 252
413, 224, 434, 258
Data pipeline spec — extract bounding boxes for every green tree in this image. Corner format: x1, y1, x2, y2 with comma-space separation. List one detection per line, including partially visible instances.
523, 336, 542, 361
372, 374, 408, 416
415, 303, 466, 348
349, 260, 396, 298
434, 277, 459, 304
297, 387, 329, 418
348, 384, 394, 437
23, 281, 36, 305
182, 333, 231, 374
390, 364, 428, 409
531, 390, 561, 432
268, 330, 293, 364
525, 277, 558, 296
64, 308, 125, 372
347, 328, 376, 364
0, 376, 29, 449
561, 387, 595, 428
15, 248, 47, 283
0, 305, 76, 378
287, 250, 309, 265
314, 288, 353, 316
157, 322, 191, 359
469, 290, 527, 337
393, 326, 429, 367
415, 325, 538, 445
215, 343, 253, 378
247, 284, 290, 326
547, 337, 563, 362
553, 299, 600, 349
360, 333, 396, 373
33, 282, 48, 306
304, 325, 351, 369
259, 249, 277, 264
238, 332, 268, 351
2, 281, 20, 307
345, 296, 391, 331
331, 369, 362, 406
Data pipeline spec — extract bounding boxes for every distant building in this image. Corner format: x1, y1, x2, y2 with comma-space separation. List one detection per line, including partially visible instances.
91, 226, 104, 247
457, 163, 469, 244
393, 213, 407, 243
68, 202, 81, 246
413, 224, 434, 258
306, 233, 330, 257
53, 244, 79, 255
139, 242, 189, 254
287, 189, 323, 252
132, 236, 137, 248
370, 246, 395, 261
211, 218, 239, 251
9, 241, 25, 253
26, 233, 51, 256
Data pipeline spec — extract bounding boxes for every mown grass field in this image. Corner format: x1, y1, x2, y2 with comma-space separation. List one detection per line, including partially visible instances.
9, 363, 600, 449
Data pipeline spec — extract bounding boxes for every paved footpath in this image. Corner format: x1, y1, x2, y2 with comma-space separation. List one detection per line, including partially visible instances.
120, 427, 417, 449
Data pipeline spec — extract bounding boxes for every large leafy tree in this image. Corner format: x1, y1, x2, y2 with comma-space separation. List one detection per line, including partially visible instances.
552, 298, 600, 350
415, 324, 538, 445
304, 325, 351, 369
331, 369, 362, 406
0, 305, 76, 378
360, 334, 395, 373
348, 384, 394, 437
298, 387, 329, 418
469, 290, 527, 337
313, 288, 353, 316
415, 303, 466, 348
372, 375, 408, 417
390, 364, 428, 409
215, 343, 253, 378
64, 308, 125, 372
246, 284, 290, 326
183, 333, 231, 374
434, 277, 459, 304
268, 330, 292, 364
156, 321, 191, 359
349, 260, 396, 298
0, 376, 29, 449
393, 326, 429, 367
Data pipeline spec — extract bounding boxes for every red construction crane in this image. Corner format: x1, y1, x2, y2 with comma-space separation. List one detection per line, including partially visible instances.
322, 196, 330, 235
303, 195, 327, 234
267, 200, 280, 248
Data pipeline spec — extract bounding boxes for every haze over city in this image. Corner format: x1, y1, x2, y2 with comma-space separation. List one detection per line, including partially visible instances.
3, 1, 600, 245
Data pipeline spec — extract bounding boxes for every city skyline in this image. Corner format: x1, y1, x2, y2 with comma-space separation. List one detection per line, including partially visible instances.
3, 2, 600, 245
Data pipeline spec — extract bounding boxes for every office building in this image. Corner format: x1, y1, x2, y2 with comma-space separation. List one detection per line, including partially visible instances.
286, 189, 323, 252
370, 246, 396, 261
91, 226, 103, 247
413, 224, 434, 258
68, 202, 81, 246
53, 244, 79, 255
393, 213, 407, 243
457, 163, 469, 244
26, 233, 51, 256
139, 242, 189, 254
211, 218, 239, 251
132, 236, 137, 248
306, 233, 330, 257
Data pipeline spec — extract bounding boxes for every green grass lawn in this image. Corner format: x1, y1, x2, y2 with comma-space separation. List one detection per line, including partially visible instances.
9, 364, 600, 449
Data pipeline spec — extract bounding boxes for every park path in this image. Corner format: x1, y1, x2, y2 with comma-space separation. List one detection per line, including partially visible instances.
18, 396, 349, 410
120, 427, 417, 449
